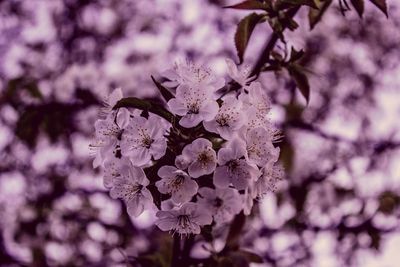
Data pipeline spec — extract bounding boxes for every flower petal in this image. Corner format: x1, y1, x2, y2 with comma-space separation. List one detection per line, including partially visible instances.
200, 101, 219, 121
213, 166, 230, 188
157, 166, 178, 179
179, 114, 203, 128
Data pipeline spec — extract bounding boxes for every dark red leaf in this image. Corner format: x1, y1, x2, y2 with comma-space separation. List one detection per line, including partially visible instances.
369, 0, 388, 17
235, 13, 265, 63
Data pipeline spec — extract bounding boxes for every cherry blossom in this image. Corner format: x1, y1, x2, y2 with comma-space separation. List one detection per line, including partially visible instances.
213, 138, 260, 190
180, 138, 217, 178
162, 60, 225, 90
103, 157, 131, 189
155, 202, 212, 236
252, 162, 284, 198
91, 61, 283, 236
226, 58, 252, 87
156, 166, 198, 204
100, 87, 124, 116
90, 108, 130, 168
243, 127, 281, 167
239, 82, 271, 115
109, 165, 154, 217
121, 115, 168, 167
197, 187, 242, 224
203, 95, 244, 140
175, 154, 191, 170
167, 84, 219, 128
238, 82, 275, 132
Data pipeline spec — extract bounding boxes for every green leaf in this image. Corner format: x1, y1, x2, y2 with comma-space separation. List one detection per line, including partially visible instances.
351, 0, 364, 17
224, 0, 271, 11
151, 75, 174, 102
369, 0, 388, 17
113, 97, 174, 123
235, 13, 265, 63
288, 64, 310, 103
308, 0, 333, 30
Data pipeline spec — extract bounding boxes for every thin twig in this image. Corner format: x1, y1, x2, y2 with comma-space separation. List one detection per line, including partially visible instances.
250, 7, 301, 78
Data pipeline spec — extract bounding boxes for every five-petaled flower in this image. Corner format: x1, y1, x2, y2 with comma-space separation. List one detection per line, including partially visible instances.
167, 84, 219, 128
243, 127, 280, 167
226, 58, 252, 88
180, 138, 217, 178
90, 108, 130, 168
156, 166, 198, 204
109, 165, 154, 217
121, 115, 168, 167
162, 60, 225, 90
213, 138, 260, 190
197, 187, 242, 224
252, 161, 284, 199
155, 202, 212, 236
203, 95, 244, 140
100, 87, 123, 116
103, 157, 131, 189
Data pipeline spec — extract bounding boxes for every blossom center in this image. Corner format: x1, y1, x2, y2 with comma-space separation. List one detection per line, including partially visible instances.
102, 124, 121, 137
123, 184, 143, 200
169, 174, 185, 191
177, 215, 191, 229
187, 102, 200, 114
247, 144, 261, 157
227, 159, 239, 172
214, 197, 223, 208
198, 151, 212, 166
141, 136, 154, 148
216, 114, 230, 127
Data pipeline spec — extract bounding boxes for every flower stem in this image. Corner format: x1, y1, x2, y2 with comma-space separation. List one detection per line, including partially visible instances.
222, 211, 246, 252
171, 235, 181, 267
181, 235, 194, 265
250, 6, 300, 78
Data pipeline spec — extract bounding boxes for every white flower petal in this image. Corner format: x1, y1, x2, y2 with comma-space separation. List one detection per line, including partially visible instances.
157, 166, 177, 179
116, 108, 131, 129
126, 197, 145, 217
179, 114, 203, 128
188, 161, 207, 178
108, 88, 123, 107
167, 98, 188, 116
213, 167, 230, 188
151, 138, 167, 160
200, 101, 219, 121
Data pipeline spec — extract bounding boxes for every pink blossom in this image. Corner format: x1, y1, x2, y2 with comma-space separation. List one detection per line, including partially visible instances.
155, 202, 212, 236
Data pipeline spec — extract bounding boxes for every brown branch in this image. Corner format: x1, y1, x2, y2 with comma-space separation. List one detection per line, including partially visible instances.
170, 235, 181, 267
250, 6, 301, 78
220, 6, 301, 98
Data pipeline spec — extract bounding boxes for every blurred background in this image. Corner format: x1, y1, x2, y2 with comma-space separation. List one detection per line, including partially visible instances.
0, 0, 399, 266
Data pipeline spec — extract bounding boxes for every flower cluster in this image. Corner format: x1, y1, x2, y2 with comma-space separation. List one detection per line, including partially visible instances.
90, 59, 283, 236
